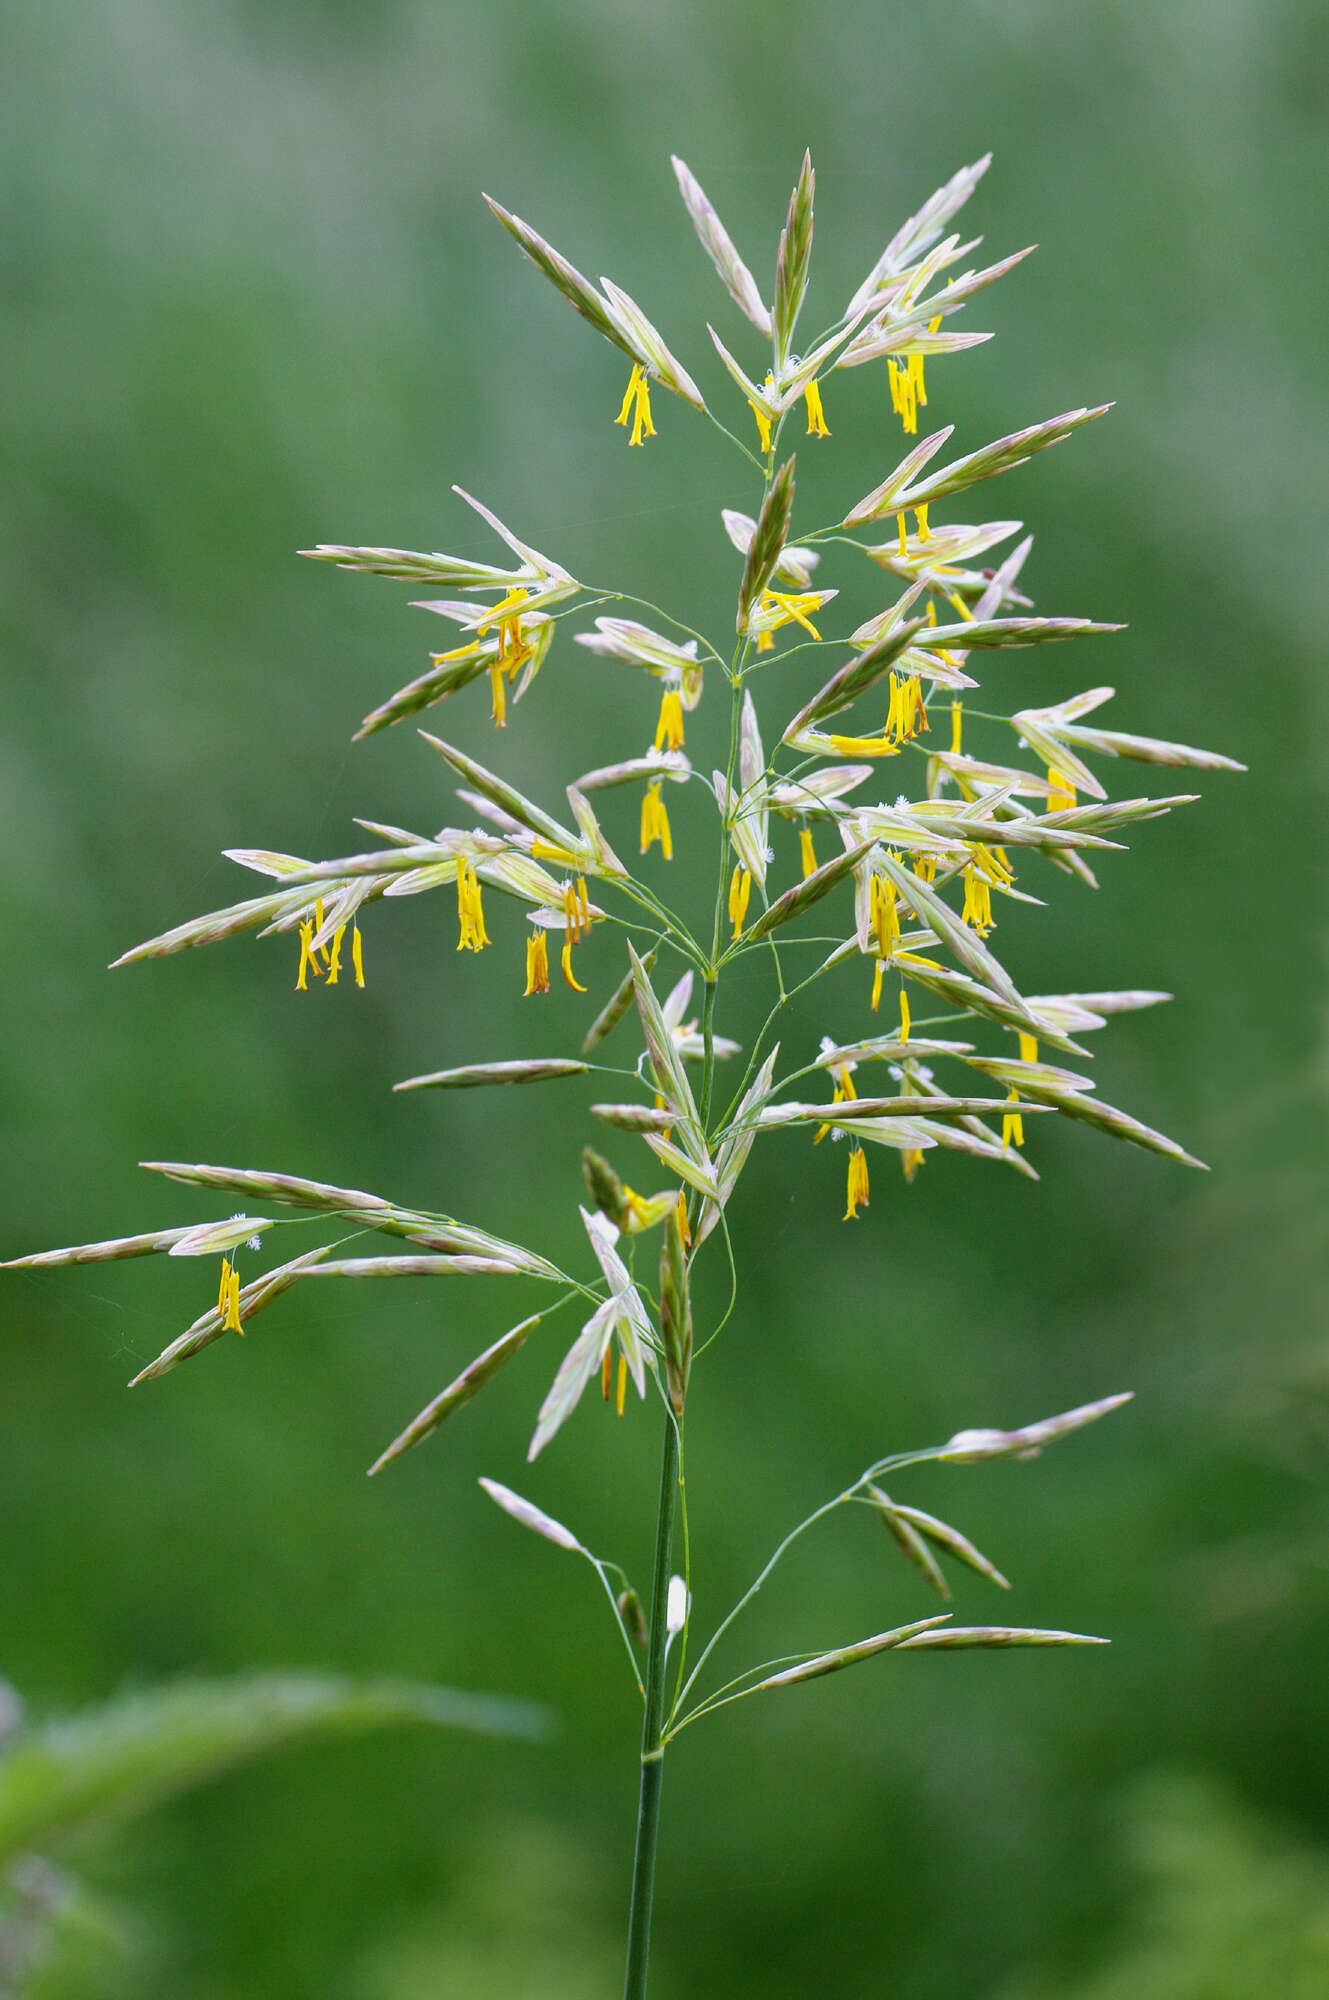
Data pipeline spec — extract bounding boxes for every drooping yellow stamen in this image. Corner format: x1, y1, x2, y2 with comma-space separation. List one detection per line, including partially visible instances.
352, 924, 364, 988
915, 504, 931, 542
615, 363, 656, 446
728, 864, 752, 937
1002, 1089, 1025, 1151
496, 608, 533, 681
748, 400, 773, 453
296, 919, 319, 991
655, 688, 685, 753
488, 662, 507, 727
825, 730, 901, 758
616, 1354, 628, 1417
325, 925, 346, 986
601, 1341, 614, 1402
531, 838, 583, 868
1019, 1032, 1039, 1064
951, 701, 963, 754
429, 640, 484, 669
640, 781, 673, 860
844, 1145, 870, 1221
799, 826, 817, 879
909, 349, 927, 410
1047, 767, 1077, 811
223, 1263, 243, 1335
913, 854, 937, 883
900, 988, 911, 1043
886, 672, 927, 745
675, 1191, 691, 1247
901, 1145, 925, 1184
456, 857, 489, 952
869, 873, 900, 959
961, 866, 993, 935
756, 589, 824, 645
871, 957, 885, 1012
218, 1257, 232, 1315
888, 357, 918, 434
804, 378, 830, 437
524, 930, 550, 996
947, 590, 973, 624
897, 511, 909, 559
560, 936, 587, 993
474, 586, 530, 637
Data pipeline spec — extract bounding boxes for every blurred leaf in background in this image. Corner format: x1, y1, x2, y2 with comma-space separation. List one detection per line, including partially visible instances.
0, 1673, 542, 1998
999, 1772, 1329, 1999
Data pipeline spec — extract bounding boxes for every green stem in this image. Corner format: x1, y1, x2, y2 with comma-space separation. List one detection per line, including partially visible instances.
623, 1406, 682, 2000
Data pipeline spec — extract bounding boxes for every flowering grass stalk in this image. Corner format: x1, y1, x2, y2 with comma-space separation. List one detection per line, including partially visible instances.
5, 150, 1243, 1997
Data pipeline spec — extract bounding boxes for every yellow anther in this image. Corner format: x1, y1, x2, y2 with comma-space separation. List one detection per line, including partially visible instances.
524, 930, 550, 996
844, 1145, 870, 1220
560, 935, 587, 993
456, 857, 489, 952
947, 590, 973, 623
799, 826, 817, 878
1002, 1089, 1025, 1151
804, 378, 830, 437
531, 838, 583, 867
1019, 1032, 1039, 1064
899, 988, 911, 1043
654, 688, 685, 753
728, 864, 748, 940
488, 662, 507, 727
909, 349, 927, 409
728, 864, 752, 937
915, 504, 931, 542
675, 1191, 691, 1246
296, 919, 319, 991
352, 924, 365, 988
640, 781, 673, 860
871, 957, 885, 1012
748, 400, 773, 453
869, 873, 900, 959
218, 1257, 232, 1315
1047, 767, 1077, 811
474, 586, 530, 637
951, 701, 963, 754
326, 925, 345, 986
888, 358, 918, 434
616, 1354, 628, 1417
961, 865, 993, 935
223, 1262, 243, 1335
756, 589, 824, 644
897, 511, 908, 559
601, 1341, 613, 1402
825, 731, 900, 758
616, 363, 656, 446
901, 1145, 925, 1184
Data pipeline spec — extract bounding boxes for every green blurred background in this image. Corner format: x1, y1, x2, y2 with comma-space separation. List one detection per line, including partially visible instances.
2, 0, 1326, 1993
